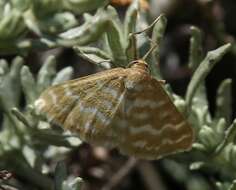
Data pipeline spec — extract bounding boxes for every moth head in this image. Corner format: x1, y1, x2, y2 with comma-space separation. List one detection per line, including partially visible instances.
128, 59, 149, 72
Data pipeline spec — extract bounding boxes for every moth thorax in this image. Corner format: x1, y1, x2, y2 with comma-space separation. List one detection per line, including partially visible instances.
130, 60, 149, 72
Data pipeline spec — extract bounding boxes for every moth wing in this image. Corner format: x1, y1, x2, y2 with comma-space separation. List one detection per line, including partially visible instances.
35, 67, 127, 147
118, 77, 194, 160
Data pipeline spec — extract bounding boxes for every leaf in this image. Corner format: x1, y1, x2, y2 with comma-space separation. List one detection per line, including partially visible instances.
21, 65, 37, 104
57, 9, 110, 46
106, 6, 127, 67
53, 67, 74, 85
37, 55, 56, 93
188, 26, 203, 71
74, 46, 112, 69
55, 161, 67, 190
124, 0, 139, 38
124, 0, 139, 62
215, 79, 232, 126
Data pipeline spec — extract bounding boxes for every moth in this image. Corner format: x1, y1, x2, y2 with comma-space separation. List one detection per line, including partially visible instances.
35, 60, 194, 160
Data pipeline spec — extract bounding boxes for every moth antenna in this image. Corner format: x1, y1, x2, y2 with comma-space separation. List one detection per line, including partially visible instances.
142, 42, 158, 61
129, 15, 163, 61
132, 14, 163, 35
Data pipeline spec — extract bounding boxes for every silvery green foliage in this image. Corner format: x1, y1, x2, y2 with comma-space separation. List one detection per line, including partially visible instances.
0, 0, 109, 54
164, 27, 234, 190
74, 1, 141, 68
0, 56, 81, 190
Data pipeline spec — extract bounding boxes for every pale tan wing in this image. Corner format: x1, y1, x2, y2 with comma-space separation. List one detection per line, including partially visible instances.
35, 68, 123, 125
35, 67, 127, 147
118, 77, 194, 160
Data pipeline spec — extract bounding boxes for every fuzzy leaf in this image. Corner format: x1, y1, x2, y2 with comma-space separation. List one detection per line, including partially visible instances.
124, 0, 139, 62
52, 67, 74, 85
190, 161, 205, 170
55, 161, 67, 190
37, 55, 56, 92
0, 59, 9, 76
21, 66, 37, 104
74, 46, 112, 69
189, 26, 203, 70
106, 6, 127, 67
216, 79, 232, 126
37, 12, 78, 34
0, 57, 23, 112
124, 0, 139, 40
0, 10, 26, 40
30, 128, 81, 148
214, 119, 236, 155
57, 9, 110, 46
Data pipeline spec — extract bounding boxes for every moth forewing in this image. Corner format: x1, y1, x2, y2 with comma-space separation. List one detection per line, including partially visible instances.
36, 67, 128, 147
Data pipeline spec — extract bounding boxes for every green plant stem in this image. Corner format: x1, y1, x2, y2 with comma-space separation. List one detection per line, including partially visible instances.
185, 43, 231, 114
